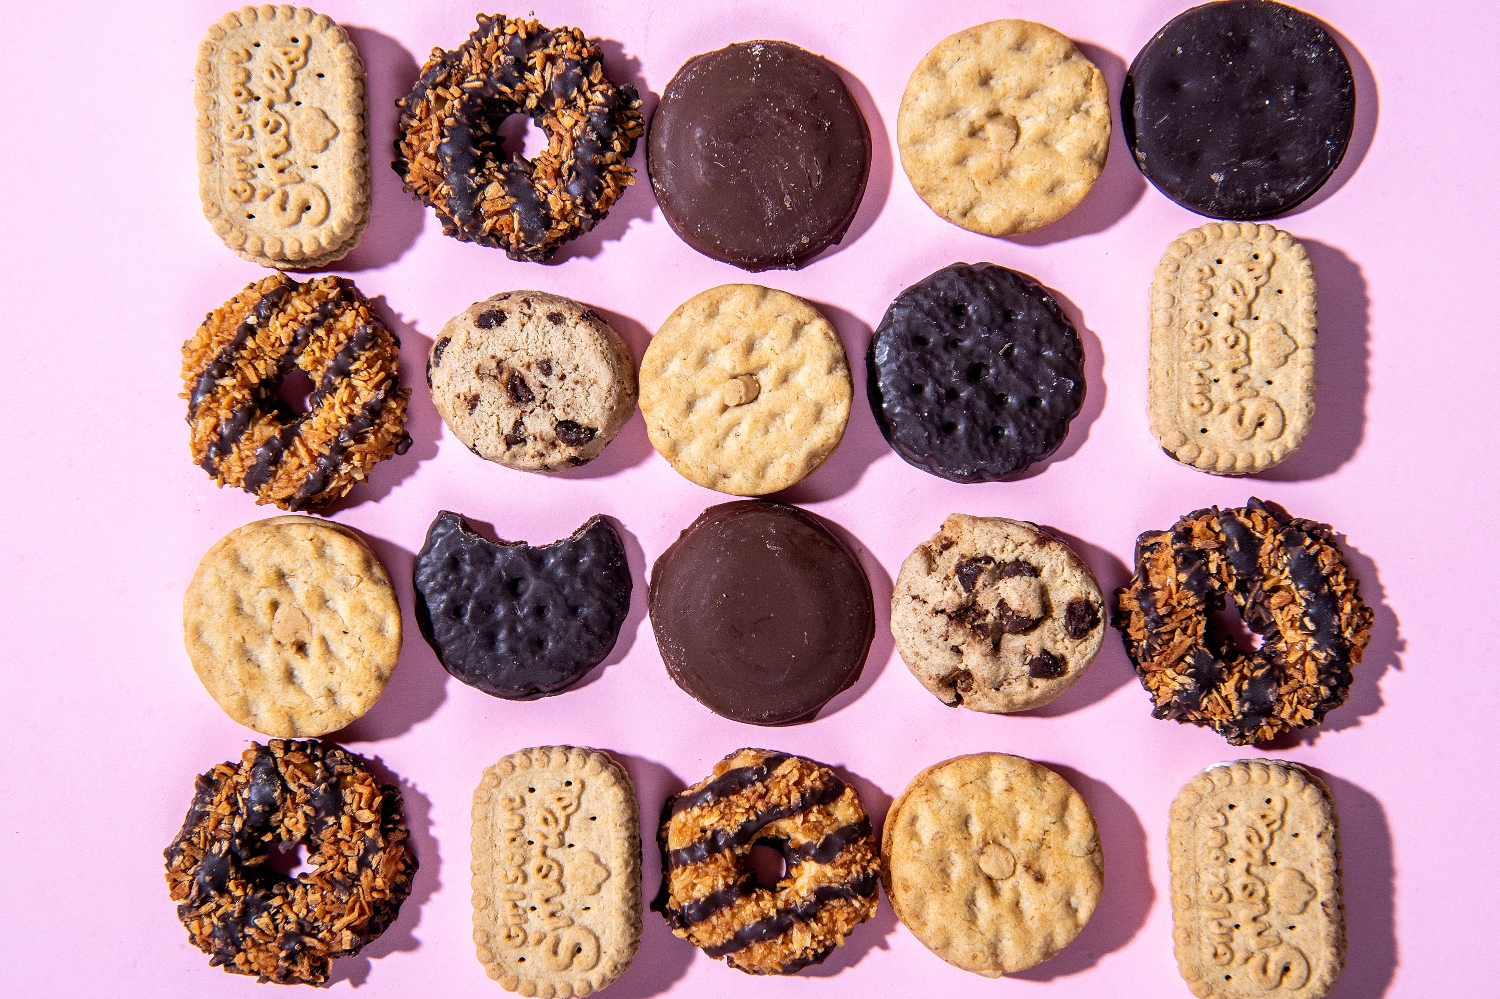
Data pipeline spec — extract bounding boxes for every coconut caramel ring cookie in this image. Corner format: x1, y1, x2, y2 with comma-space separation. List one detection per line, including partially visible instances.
1112, 498, 1374, 745
394, 13, 644, 262
652, 749, 880, 975
640, 285, 852, 495
182, 272, 411, 509
164, 739, 417, 985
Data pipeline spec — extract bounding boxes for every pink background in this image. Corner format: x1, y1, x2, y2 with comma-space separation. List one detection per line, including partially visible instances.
3, 0, 1496, 995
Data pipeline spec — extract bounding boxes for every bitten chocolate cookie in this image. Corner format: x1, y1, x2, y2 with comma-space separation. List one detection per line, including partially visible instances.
649, 40, 872, 270
639, 284, 852, 495
196, 6, 370, 267
473, 747, 641, 995
1113, 498, 1374, 745
649, 501, 874, 725
1123, 1, 1356, 219
883, 754, 1103, 977
164, 740, 417, 985
1169, 761, 1345, 999
183, 273, 411, 509
899, 20, 1110, 235
868, 263, 1085, 482
1151, 222, 1317, 474
653, 749, 880, 975
393, 14, 644, 261
428, 291, 637, 471
183, 516, 402, 737
892, 514, 1105, 712
413, 510, 632, 699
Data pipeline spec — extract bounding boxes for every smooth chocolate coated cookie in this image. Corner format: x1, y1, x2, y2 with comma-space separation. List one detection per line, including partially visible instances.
648, 40, 871, 271
649, 501, 875, 725
413, 511, 632, 699
867, 263, 1085, 482
1123, 0, 1355, 219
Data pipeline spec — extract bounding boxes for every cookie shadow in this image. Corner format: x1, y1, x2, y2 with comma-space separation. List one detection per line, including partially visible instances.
590, 517, 648, 678
336, 27, 426, 272
814, 517, 896, 723
1004, 42, 1146, 247
1008, 764, 1153, 981
332, 529, 449, 741
1280, 21, 1379, 217
1308, 770, 1398, 998
798, 763, 897, 977
1015, 527, 1135, 717
1251, 241, 1369, 482
607, 753, 697, 999
1259, 532, 1402, 749
1002, 286, 1106, 480
775, 301, 889, 502
549, 40, 660, 264
325, 762, 438, 987
320, 298, 441, 512
550, 305, 655, 480
805, 59, 894, 263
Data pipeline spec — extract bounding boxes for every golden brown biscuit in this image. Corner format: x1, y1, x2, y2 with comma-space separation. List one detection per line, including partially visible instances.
196, 6, 369, 267
639, 285, 852, 495
1149, 222, 1317, 474
898, 20, 1110, 236
182, 516, 401, 736
891, 514, 1106, 712
472, 747, 641, 996
1168, 760, 1345, 999
882, 753, 1103, 976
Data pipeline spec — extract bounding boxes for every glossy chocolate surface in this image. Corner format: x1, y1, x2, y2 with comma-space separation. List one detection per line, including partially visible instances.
648, 40, 871, 271
649, 501, 874, 725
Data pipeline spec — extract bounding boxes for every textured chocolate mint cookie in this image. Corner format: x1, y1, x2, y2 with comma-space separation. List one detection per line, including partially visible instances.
867, 263, 1085, 482
648, 40, 871, 271
1122, 1, 1355, 219
413, 511, 632, 699
649, 501, 875, 725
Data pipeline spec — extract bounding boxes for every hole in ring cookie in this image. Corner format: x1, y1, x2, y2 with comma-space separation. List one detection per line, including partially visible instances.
747, 843, 788, 888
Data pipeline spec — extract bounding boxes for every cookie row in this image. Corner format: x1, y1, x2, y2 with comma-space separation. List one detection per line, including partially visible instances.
182, 498, 1373, 747
196, 5, 1354, 267
166, 742, 1345, 998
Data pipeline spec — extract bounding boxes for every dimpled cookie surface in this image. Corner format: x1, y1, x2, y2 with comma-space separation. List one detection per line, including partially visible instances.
882, 753, 1103, 977
891, 514, 1106, 712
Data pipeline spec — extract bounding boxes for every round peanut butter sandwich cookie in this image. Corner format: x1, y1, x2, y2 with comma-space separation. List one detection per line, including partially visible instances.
883, 753, 1104, 977
892, 514, 1106, 712
649, 501, 874, 725
649, 40, 872, 270
1123, 0, 1355, 219
472, 747, 641, 995
639, 284, 852, 496
428, 291, 637, 472
196, 5, 371, 268
867, 262, 1086, 482
653, 748, 880, 974
183, 517, 402, 737
899, 19, 1110, 236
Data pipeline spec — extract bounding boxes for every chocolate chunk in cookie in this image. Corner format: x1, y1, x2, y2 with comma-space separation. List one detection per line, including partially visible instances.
1123, 1, 1356, 219
412, 511, 632, 699
891, 514, 1105, 713
428, 291, 637, 472
868, 263, 1085, 482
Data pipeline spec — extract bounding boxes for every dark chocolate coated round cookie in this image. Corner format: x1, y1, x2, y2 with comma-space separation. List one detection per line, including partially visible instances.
649, 501, 875, 725
1122, 0, 1355, 219
867, 263, 1085, 483
413, 511, 632, 699
648, 40, 871, 271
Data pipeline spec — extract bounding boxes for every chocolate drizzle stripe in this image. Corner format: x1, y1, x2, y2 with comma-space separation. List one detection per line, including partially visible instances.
785, 817, 871, 867
666, 777, 846, 869
668, 754, 791, 817
190, 280, 295, 416
699, 871, 879, 959
292, 379, 398, 506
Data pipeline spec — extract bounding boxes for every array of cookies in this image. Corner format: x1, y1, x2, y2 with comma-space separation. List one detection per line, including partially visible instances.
170, 2, 1372, 995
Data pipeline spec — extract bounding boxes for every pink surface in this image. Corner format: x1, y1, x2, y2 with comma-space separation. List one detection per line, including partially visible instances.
2, 0, 1496, 995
